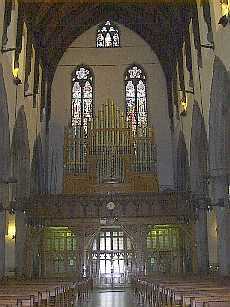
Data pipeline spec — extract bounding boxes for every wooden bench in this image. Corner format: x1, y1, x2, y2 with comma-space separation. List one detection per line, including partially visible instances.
132, 276, 230, 307
0, 278, 93, 306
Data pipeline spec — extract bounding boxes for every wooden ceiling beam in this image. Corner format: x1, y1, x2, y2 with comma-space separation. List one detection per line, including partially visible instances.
42, 4, 89, 47
22, 2, 189, 83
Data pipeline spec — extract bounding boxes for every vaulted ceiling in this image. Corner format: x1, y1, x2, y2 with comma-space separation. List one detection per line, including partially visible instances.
23, 2, 193, 79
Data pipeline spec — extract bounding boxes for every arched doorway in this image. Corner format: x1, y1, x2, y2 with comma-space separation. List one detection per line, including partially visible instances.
89, 227, 135, 288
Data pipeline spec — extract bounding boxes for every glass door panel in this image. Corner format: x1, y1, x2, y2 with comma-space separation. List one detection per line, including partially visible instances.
92, 229, 133, 287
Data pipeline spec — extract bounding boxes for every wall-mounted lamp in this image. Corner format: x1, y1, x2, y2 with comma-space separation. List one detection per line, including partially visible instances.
8, 223, 16, 240
12, 67, 22, 85
221, 1, 230, 15
220, 0, 230, 26
179, 96, 188, 116
219, 0, 230, 27
7, 216, 16, 240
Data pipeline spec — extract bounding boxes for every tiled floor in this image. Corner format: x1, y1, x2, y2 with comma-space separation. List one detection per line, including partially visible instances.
77, 289, 139, 307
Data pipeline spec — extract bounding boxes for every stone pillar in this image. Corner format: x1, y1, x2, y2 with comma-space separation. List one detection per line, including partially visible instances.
15, 210, 26, 277
82, 226, 99, 278
195, 206, 209, 273
23, 225, 36, 279
207, 210, 218, 271
73, 228, 85, 278
212, 175, 230, 275
131, 225, 148, 276
0, 211, 6, 278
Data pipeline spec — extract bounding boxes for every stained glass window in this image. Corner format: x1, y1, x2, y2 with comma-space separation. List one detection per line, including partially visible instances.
96, 20, 120, 48
71, 65, 94, 133
125, 65, 148, 132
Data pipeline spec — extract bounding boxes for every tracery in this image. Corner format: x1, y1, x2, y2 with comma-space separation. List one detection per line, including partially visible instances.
96, 20, 120, 48
71, 65, 94, 134
125, 65, 148, 133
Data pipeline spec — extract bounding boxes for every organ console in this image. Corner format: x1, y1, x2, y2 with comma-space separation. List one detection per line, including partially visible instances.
63, 99, 159, 194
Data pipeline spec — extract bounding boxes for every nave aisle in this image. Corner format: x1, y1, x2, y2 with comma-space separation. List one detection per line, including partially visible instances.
77, 288, 139, 307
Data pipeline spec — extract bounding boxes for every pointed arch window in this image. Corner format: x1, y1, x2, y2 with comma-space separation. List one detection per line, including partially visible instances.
96, 20, 120, 48
125, 65, 148, 132
71, 65, 94, 133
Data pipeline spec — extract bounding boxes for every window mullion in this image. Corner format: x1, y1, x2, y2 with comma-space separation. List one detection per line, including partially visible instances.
134, 81, 138, 130
80, 81, 84, 127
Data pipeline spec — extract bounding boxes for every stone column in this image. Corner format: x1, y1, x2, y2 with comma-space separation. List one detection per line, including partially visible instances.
195, 204, 209, 273
15, 210, 26, 277
23, 225, 38, 279
82, 226, 99, 278
129, 224, 148, 276
0, 211, 6, 278
212, 175, 230, 275
73, 228, 85, 278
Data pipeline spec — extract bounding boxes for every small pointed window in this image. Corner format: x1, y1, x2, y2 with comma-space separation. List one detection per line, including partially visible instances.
71, 65, 94, 134
96, 21, 120, 48
125, 65, 148, 133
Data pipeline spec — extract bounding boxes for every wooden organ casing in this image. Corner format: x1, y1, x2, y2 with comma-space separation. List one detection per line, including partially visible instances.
63, 100, 159, 194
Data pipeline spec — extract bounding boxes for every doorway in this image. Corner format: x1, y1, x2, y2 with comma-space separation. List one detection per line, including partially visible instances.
90, 228, 133, 288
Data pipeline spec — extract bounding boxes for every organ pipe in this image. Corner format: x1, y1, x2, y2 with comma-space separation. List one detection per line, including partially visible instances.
64, 99, 157, 184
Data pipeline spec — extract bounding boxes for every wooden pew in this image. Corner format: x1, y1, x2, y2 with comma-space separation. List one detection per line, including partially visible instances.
132, 276, 230, 307
0, 278, 93, 306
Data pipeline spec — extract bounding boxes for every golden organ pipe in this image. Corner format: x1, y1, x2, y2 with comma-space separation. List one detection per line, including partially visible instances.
64, 100, 158, 189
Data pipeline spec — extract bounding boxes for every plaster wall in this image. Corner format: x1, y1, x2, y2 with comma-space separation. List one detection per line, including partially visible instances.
173, 2, 230, 166
172, 2, 230, 270
50, 23, 174, 192
0, 1, 44, 276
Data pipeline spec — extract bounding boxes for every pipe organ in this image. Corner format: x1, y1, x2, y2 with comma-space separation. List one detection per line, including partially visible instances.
63, 100, 159, 193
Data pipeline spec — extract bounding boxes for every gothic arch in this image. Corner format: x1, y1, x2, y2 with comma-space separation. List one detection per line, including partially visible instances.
190, 102, 209, 273
11, 106, 30, 200
0, 63, 10, 278
208, 56, 230, 275
209, 56, 230, 177
0, 63, 10, 185
190, 102, 208, 194
176, 132, 190, 191
31, 135, 44, 194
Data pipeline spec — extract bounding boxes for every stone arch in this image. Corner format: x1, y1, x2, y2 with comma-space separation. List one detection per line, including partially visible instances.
209, 56, 230, 177
209, 56, 230, 275
190, 102, 209, 273
11, 106, 30, 277
30, 135, 44, 194
190, 101, 208, 194
11, 106, 30, 200
176, 132, 190, 191
0, 63, 10, 278
0, 63, 10, 188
